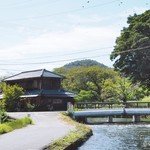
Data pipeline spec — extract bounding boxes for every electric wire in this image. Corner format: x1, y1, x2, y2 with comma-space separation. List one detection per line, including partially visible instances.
0, 45, 149, 66
0, 46, 113, 61
4, 0, 121, 21
0, 0, 33, 7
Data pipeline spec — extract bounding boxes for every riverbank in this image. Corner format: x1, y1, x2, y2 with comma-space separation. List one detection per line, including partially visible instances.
48, 113, 92, 150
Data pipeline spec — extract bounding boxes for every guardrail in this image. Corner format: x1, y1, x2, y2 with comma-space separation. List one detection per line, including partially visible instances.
74, 102, 150, 109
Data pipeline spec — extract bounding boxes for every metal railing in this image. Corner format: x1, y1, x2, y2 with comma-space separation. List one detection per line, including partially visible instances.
74, 102, 150, 109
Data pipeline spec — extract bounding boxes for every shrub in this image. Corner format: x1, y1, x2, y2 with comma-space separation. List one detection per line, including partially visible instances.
0, 117, 32, 134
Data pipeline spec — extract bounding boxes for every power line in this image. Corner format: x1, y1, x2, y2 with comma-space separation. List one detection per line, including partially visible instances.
0, 0, 33, 7
0, 45, 149, 66
112, 45, 150, 55
0, 0, 121, 33
0, 69, 24, 71
0, 54, 108, 66
0, 69, 26, 73
0, 0, 57, 8
0, 0, 61, 8
0, 46, 113, 61
0, 20, 45, 31
6, 0, 120, 21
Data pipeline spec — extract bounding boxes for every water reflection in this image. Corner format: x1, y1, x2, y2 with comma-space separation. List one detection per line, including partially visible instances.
79, 125, 150, 150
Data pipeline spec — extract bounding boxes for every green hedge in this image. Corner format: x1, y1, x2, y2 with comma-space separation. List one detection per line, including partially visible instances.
0, 117, 32, 134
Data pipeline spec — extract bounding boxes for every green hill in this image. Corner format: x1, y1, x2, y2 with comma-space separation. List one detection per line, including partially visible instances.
63, 59, 108, 69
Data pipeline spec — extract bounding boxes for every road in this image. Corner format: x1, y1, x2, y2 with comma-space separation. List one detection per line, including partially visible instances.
0, 112, 74, 150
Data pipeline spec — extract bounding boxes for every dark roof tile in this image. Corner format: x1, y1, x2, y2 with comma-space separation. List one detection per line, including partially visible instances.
3, 69, 65, 81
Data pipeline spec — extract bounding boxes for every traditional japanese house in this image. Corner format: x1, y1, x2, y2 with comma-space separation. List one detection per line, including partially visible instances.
2, 69, 75, 111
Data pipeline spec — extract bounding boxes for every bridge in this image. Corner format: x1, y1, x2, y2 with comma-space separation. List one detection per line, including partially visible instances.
72, 108, 150, 123
70, 102, 150, 123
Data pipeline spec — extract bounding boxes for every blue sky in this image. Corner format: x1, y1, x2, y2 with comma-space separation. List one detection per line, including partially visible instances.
0, 0, 149, 76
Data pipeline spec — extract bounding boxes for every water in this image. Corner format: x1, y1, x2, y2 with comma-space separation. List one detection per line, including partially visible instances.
79, 125, 150, 150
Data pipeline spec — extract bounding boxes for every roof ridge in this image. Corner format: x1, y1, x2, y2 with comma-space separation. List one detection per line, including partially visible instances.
40, 69, 45, 77
41, 69, 65, 78
46, 70, 65, 78
21, 69, 43, 74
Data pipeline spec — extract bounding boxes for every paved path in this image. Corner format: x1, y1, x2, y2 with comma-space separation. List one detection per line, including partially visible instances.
0, 112, 74, 150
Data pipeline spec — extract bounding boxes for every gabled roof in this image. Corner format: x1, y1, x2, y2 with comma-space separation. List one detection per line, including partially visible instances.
3, 69, 65, 81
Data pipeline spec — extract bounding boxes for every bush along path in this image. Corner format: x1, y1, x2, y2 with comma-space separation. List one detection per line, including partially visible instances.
0, 117, 32, 134
47, 113, 92, 150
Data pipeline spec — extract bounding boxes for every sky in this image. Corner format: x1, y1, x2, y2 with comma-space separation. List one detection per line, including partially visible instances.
0, 0, 149, 76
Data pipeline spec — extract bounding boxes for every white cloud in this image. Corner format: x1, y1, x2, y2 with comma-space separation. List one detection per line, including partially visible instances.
0, 1, 149, 77
0, 25, 119, 58
1, 6, 147, 61
0, 25, 119, 75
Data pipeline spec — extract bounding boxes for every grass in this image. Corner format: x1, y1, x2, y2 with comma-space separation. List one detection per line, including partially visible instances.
48, 113, 92, 150
0, 117, 33, 134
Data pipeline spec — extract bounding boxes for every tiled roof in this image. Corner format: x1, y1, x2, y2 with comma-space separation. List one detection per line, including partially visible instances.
3, 69, 65, 81
21, 90, 75, 98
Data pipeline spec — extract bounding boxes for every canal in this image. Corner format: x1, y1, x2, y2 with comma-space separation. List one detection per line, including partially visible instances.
79, 124, 150, 150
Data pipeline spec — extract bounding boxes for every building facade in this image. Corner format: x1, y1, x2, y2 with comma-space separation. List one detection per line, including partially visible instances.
2, 69, 75, 111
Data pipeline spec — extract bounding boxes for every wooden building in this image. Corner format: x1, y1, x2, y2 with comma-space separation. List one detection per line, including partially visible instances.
2, 69, 75, 111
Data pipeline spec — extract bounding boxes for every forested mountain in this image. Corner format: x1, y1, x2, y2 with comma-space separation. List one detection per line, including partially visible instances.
63, 59, 108, 69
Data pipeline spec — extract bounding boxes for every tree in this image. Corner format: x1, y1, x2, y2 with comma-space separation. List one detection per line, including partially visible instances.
55, 66, 118, 101
2, 84, 24, 112
75, 90, 98, 102
102, 76, 146, 102
110, 10, 150, 89
116, 78, 135, 102
101, 78, 118, 102
0, 82, 5, 111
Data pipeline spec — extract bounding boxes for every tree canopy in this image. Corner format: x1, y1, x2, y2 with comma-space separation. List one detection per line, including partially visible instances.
55, 65, 145, 102
110, 10, 150, 89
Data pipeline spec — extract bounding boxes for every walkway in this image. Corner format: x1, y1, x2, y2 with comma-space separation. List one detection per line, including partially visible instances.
0, 112, 74, 150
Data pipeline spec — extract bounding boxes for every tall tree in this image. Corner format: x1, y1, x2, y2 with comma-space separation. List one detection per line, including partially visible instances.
110, 10, 150, 89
